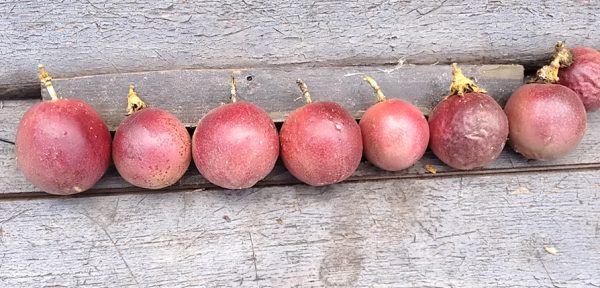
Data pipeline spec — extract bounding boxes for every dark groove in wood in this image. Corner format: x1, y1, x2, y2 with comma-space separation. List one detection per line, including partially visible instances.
1, 162, 598, 201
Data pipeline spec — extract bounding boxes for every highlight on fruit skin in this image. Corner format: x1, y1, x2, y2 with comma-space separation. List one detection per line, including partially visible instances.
112, 85, 192, 190
279, 79, 363, 186
359, 75, 429, 171
555, 41, 600, 112
428, 63, 509, 170
15, 65, 112, 195
192, 75, 280, 189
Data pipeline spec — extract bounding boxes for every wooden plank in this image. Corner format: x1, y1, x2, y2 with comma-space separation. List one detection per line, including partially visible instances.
0, 100, 38, 143
1, 0, 599, 99
0, 171, 598, 287
40, 65, 524, 130
1, 99, 600, 196
0, 101, 37, 193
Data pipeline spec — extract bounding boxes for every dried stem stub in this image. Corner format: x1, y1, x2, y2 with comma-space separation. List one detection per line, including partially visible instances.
535, 41, 574, 83
230, 74, 238, 103
127, 84, 147, 115
38, 64, 59, 101
363, 75, 387, 102
448, 63, 487, 97
296, 79, 313, 104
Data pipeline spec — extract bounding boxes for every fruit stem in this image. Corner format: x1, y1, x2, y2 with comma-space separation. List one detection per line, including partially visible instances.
127, 84, 147, 115
230, 74, 238, 103
449, 63, 487, 96
296, 79, 312, 104
363, 75, 386, 102
38, 64, 59, 101
535, 41, 574, 83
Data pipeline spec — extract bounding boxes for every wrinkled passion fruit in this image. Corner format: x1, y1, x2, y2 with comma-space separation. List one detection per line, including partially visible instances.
556, 42, 600, 112
428, 64, 509, 170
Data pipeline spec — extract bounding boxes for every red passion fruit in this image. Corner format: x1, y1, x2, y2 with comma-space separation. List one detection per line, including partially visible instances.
505, 84, 586, 160
279, 79, 362, 186
192, 76, 279, 189
359, 76, 429, 171
505, 44, 587, 160
16, 65, 111, 195
112, 85, 192, 189
428, 64, 509, 170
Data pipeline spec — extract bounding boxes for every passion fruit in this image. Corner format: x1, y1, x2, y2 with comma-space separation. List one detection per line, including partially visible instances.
16, 65, 111, 195
359, 76, 429, 171
279, 79, 362, 186
428, 64, 509, 170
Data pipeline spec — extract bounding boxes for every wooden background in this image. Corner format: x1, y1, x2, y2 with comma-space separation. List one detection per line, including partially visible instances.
1, 0, 599, 99
1, 1, 600, 287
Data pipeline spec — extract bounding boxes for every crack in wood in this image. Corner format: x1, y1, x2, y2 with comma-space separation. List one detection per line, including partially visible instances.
538, 252, 560, 288
248, 232, 260, 281
0, 209, 30, 224
81, 211, 140, 287
0, 138, 15, 145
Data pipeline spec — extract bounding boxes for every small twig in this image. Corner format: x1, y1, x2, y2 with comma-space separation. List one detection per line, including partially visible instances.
0, 138, 15, 145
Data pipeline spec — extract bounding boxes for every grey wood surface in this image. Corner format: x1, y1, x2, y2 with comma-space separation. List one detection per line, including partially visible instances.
0, 170, 598, 287
40, 65, 524, 130
2, 2, 600, 285
1, 0, 599, 99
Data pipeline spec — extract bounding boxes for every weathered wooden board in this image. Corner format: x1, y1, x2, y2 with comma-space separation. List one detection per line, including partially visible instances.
0, 171, 598, 287
40, 65, 524, 130
1, 98, 600, 197
1, 0, 599, 99
0, 100, 37, 142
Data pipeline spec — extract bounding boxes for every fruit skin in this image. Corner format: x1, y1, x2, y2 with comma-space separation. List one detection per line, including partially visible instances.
280, 102, 362, 186
113, 108, 191, 189
504, 83, 587, 160
192, 102, 279, 189
428, 92, 508, 170
559, 47, 600, 112
360, 99, 429, 171
16, 99, 111, 195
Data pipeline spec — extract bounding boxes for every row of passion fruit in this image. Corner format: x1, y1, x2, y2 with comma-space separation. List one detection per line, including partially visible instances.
15, 41, 599, 195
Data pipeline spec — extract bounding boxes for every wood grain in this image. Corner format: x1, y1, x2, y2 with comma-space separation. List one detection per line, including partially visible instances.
1, 0, 599, 98
0, 170, 598, 287
40, 65, 524, 130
